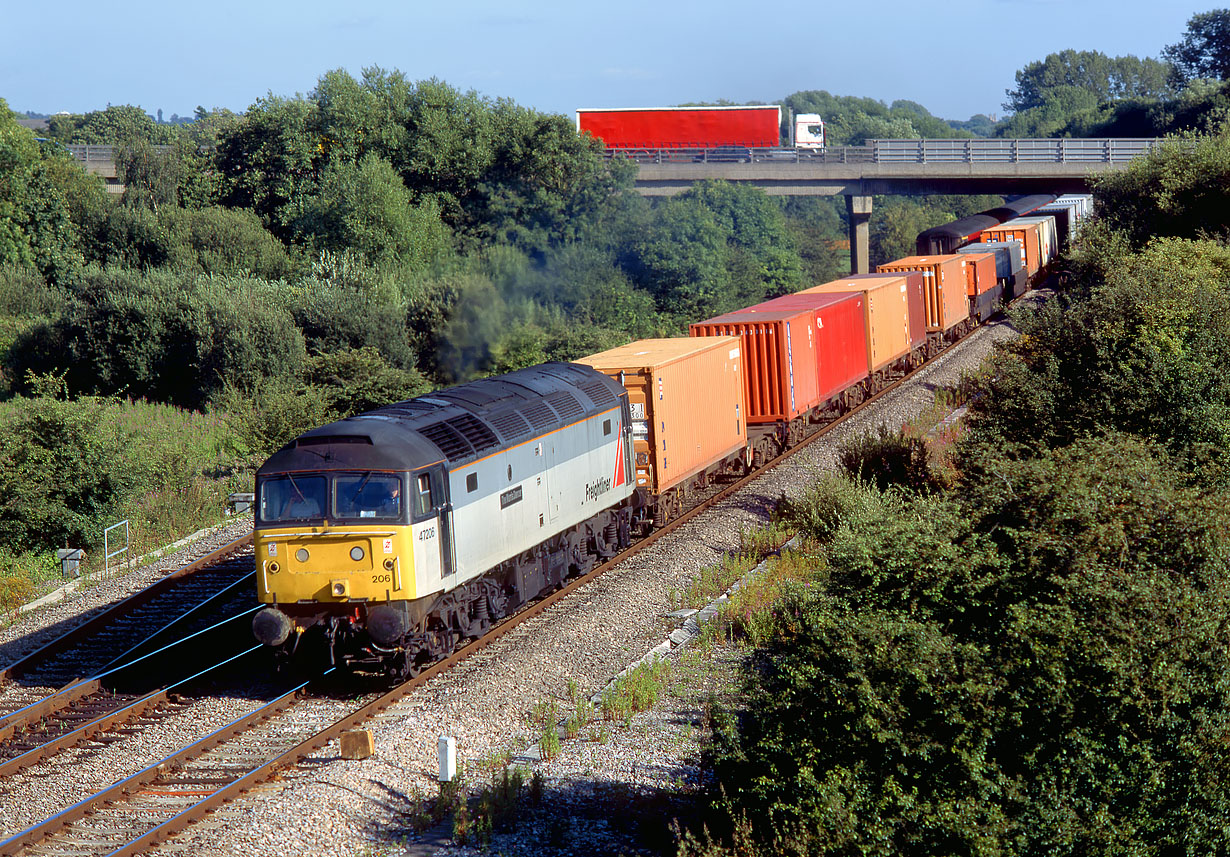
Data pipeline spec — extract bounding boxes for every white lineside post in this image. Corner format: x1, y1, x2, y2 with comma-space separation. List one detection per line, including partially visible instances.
438, 736, 456, 782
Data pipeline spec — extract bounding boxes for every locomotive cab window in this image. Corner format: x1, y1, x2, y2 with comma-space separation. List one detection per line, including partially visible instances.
414, 473, 434, 518
603, 419, 612, 436
334, 473, 403, 521
466, 473, 478, 493
260, 475, 327, 523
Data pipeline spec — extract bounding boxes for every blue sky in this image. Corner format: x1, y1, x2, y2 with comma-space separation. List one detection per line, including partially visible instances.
3, 0, 1215, 122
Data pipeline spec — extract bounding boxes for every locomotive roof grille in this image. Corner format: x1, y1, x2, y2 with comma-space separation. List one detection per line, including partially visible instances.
488, 410, 531, 441
579, 380, 617, 407
447, 412, 500, 453
545, 391, 584, 422
418, 421, 473, 460
522, 402, 556, 432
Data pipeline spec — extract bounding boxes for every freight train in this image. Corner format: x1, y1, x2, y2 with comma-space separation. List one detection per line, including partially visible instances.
251, 194, 1090, 677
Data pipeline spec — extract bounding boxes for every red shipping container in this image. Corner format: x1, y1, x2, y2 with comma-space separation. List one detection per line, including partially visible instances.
690, 308, 820, 424
575, 106, 781, 149
801, 275, 918, 373
840, 272, 926, 352
744, 292, 870, 404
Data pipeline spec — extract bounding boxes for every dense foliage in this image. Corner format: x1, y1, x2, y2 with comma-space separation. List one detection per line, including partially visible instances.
697, 437, 1230, 855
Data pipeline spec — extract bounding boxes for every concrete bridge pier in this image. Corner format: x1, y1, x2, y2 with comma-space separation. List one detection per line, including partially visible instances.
846, 194, 872, 274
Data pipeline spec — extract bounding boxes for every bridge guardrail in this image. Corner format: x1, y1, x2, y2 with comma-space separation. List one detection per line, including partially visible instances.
608, 138, 1163, 166
64, 144, 117, 163
871, 138, 1161, 163
63, 144, 173, 164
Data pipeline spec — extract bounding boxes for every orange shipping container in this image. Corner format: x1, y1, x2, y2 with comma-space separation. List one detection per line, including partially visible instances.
875, 255, 970, 334
799, 275, 913, 373
960, 252, 998, 298
578, 337, 746, 494
979, 221, 1044, 276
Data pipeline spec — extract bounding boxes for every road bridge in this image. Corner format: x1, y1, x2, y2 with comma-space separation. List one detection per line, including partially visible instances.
627, 138, 1160, 272
63, 138, 1162, 273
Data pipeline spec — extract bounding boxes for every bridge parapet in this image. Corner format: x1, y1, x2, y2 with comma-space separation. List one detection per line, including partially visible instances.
609, 138, 1162, 166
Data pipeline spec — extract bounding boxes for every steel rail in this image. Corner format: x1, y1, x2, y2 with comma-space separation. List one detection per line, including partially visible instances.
0, 644, 263, 779
0, 647, 286, 857
0, 534, 253, 685
0, 607, 263, 774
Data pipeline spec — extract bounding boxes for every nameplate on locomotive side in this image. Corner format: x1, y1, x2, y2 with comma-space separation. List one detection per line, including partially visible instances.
500, 486, 523, 509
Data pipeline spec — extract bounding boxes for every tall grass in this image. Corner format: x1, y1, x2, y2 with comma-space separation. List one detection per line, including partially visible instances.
0, 393, 252, 608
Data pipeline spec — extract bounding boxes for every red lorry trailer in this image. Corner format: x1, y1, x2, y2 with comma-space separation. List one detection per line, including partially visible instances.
576, 105, 782, 149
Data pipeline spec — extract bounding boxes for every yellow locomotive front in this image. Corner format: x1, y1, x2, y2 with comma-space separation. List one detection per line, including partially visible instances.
251, 467, 428, 670
256, 470, 412, 605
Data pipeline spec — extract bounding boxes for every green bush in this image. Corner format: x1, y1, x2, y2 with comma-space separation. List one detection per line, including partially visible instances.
160, 205, 297, 279
8, 268, 307, 409
0, 394, 132, 551
304, 346, 432, 416
962, 235, 1230, 479
838, 423, 941, 493
287, 256, 416, 368
0, 392, 241, 556
700, 437, 1230, 855
214, 378, 336, 463
776, 474, 886, 546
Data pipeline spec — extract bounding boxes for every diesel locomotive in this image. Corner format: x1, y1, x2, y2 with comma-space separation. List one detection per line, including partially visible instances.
252, 362, 639, 677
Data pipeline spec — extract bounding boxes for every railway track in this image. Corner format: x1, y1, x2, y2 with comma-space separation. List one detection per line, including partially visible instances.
0, 538, 255, 692
0, 539, 271, 833
0, 328, 947, 856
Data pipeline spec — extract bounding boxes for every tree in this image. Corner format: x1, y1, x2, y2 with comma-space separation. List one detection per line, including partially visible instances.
1004, 50, 1174, 113
116, 138, 182, 213
961, 235, 1230, 476
678, 181, 802, 302
995, 85, 1105, 137
289, 153, 452, 267
0, 99, 85, 282
215, 95, 319, 236
623, 196, 732, 321
44, 105, 178, 145
1090, 125, 1230, 246
1163, 9, 1230, 84
704, 437, 1230, 855
782, 89, 972, 145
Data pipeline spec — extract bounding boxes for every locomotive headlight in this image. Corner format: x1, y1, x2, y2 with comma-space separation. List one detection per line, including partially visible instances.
268, 561, 280, 574
383, 558, 395, 571
332, 581, 347, 597
350, 546, 365, 561
295, 548, 309, 562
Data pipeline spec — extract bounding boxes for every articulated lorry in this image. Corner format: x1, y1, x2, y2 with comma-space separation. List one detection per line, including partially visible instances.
576, 105, 825, 150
